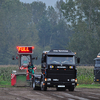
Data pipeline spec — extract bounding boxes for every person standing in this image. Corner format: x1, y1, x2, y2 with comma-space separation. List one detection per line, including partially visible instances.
28, 62, 34, 80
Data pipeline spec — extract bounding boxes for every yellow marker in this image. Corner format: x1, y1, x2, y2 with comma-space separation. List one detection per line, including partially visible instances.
69, 66, 73, 69
97, 79, 99, 81
77, 84, 79, 86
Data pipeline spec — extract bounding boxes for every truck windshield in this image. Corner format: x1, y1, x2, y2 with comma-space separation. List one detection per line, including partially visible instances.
47, 56, 75, 65
21, 55, 30, 66
95, 60, 100, 67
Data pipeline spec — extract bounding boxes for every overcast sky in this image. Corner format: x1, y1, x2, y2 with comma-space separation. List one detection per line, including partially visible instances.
20, 0, 65, 7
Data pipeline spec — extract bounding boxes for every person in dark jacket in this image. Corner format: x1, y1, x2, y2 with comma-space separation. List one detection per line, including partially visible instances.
28, 62, 34, 80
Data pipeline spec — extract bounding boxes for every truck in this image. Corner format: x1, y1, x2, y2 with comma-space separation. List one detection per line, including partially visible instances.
94, 57, 100, 82
11, 46, 37, 86
32, 49, 80, 91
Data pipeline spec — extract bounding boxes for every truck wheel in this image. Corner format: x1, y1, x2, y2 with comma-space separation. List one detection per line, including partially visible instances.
68, 86, 74, 91
41, 79, 47, 91
32, 77, 37, 90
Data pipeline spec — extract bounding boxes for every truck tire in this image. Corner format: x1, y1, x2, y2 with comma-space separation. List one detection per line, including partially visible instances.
41, 79, 47, 91
68, 86, 74, 91
32, 77, 37, 90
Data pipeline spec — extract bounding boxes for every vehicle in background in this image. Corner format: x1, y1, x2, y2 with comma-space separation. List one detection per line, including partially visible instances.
11, 46, 37, 86
94, 57, 100, 82
97, 52, 100, 58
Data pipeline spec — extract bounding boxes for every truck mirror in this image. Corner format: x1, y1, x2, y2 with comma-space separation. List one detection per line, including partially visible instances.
77, 58, 80, 63
12, 56, 15, 60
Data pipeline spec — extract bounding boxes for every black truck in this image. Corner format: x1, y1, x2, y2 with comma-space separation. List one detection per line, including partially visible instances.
32, 49, 80, 91
94, 57, 100, 82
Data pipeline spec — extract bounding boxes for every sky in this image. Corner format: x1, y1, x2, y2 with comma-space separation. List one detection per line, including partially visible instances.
20, 0, 65, 7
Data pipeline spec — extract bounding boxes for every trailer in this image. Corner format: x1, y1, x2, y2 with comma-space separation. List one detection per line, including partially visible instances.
11, 46, 37, 86
32, 49, 80, 91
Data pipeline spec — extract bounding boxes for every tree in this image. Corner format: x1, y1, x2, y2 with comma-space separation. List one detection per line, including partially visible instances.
0, 0, 33, 64
55, 0, 64, 20
68, 22, 98, 64
30, 1, 46, 24
61, 0, 100, 64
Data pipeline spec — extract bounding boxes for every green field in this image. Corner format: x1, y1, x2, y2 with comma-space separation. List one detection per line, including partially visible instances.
77, 66, 94, 84
0, 65, 99, 88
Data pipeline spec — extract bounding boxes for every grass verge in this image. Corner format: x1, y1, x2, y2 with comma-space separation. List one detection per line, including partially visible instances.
76, 84, 100, 88
0, 81, 11, 87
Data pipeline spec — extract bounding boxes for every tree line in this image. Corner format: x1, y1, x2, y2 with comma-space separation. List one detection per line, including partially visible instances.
0, 0, 100, 65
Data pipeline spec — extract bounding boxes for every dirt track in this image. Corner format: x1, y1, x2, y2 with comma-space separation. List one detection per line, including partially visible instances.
0, 87, 100, 100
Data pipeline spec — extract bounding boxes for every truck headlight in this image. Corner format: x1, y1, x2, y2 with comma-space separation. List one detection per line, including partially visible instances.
71, 79, 75, 82
69, 66, 73, 69
50, 65, 54, 68
72, 83, 75, 85
45, 78, 47, 81
53, 79, 59, 81
75, 79, 77, 83
67, 79, 70, 81
47, 83, 50, 85
47, 78, 51, 81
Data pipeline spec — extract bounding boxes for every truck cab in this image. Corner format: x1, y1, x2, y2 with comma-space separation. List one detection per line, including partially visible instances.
94, 57, 100, 82
33, 49, 80, 91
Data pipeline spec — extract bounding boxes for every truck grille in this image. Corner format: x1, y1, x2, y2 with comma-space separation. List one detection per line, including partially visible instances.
47, 70, 76, 82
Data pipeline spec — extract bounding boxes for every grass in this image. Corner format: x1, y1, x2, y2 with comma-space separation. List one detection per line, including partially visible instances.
76, 83, 100, 88
0, 81, 11, 87
77, 66, 94, 84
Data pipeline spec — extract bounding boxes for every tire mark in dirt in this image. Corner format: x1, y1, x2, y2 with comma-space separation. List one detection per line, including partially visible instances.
52, 94, 64, 99
39, 89, 89, 100
0, 88, 30, 100
75, 89, 100, 100
88, 96, 99, 99
6, 91, 31, 100
1, 88, 100, 100
61, 92, 89, 100
9, 90, 54, 100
